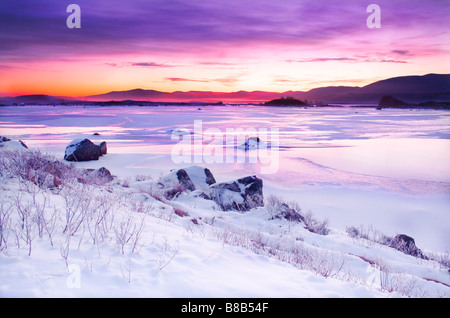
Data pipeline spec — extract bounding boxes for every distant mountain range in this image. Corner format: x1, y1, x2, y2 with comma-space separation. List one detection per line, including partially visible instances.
1, 73, 449, 106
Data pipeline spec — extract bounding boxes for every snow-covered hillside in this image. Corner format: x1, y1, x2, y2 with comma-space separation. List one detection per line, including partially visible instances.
0, 147, 448, 298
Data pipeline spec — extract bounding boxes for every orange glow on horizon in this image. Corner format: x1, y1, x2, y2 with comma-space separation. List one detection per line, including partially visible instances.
0, 46, 448, 98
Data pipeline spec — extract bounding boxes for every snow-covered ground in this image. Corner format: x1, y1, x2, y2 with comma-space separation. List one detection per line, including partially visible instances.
0, 105, 449, 298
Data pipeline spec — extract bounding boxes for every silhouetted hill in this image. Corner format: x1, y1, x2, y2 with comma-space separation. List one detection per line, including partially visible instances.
2, 73, 449, 106
359, 74, 450, 95
84, 74, 449, 104
89, 89, 168, 100
0, 94, 70, 105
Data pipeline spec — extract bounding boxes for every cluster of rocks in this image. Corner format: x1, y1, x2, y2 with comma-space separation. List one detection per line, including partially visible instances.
1, 136, 431, 260
158, 166, 264, 212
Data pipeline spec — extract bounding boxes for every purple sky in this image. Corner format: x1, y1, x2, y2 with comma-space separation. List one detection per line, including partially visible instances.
1, 0, 449, 96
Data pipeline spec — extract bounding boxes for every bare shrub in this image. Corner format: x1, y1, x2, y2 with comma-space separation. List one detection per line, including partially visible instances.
158, 237, 179, 271
114, 214, 145, 255
0, 199, 12, 252
12, 193, 36, 256
86, 192, 117, 245
266, 195, 329, 235
426, 250, 450, 271
303, 210, 329, 235
60, 233, 71, 269
60, 182, 93, 237
371, 258, 422, 296
346, 225, 394, 247
0, 149, 76, 190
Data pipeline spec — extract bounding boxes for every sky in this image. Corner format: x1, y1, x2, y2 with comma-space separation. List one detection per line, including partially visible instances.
0, 0, 449, 97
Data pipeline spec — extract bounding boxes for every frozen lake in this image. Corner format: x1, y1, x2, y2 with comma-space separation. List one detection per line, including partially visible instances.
1, 105, 449, 252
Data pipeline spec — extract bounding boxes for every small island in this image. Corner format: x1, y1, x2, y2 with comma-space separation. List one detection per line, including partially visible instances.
264, 96, 308, 106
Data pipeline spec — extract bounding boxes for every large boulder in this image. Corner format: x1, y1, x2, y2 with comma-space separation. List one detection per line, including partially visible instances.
182, 166, 216, 190
389, 234, 428, 259
210, 176, 264, 212
159, 166, 216, 200
64, 138, 107, 162
157, 167, 264, 212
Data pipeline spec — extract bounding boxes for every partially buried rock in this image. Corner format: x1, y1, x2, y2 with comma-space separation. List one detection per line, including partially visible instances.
210, 176, 264, 212
64, 138, 107, 162
239, 137, 262, 151
159, 166, 216, 200
276, 203, 304, 222
0, 136, 28, 149
157, 167, 264, 212
388, 234, 428, 260
80, 167, 114, 184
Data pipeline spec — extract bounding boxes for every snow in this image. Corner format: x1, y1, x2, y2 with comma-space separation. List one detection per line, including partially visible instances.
64, 138, 85, 157
0, 139, 28, 151
0, 105, 449, 298
183, 166, 213, 190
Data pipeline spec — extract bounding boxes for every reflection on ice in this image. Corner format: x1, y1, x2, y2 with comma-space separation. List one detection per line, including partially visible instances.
1, 105, 449, 189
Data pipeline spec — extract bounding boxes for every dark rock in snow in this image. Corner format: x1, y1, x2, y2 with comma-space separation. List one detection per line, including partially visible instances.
158, 167, 263, 212
240, 137, 262, 151
210, 176, 264, 212
389, 234, 428, 259
159, 166, 217, 200
276, 203, 304, 222
175, 169, 196, 192
183, 166, 216, 190
99, 141, 107, 155
64, 138, 107, 162
95, 167, 114, 182
80, 167, 114, 184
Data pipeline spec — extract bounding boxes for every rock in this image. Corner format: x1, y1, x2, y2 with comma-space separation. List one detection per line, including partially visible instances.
99, 141, 107, 155
389, 234, 428, 259
158, 166, 216, 200
158, 168, 195, 200
95, 167, 114, 182
0, 136, 28, 149
183, 166, 216, 190
276, 203, 304, 222
157, 168, 263, 212
80, 167, 114, 184
239, 137, 262, 151
210, 176, 264, 212
170, 128, 191, 136
64, 138, 107, 162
